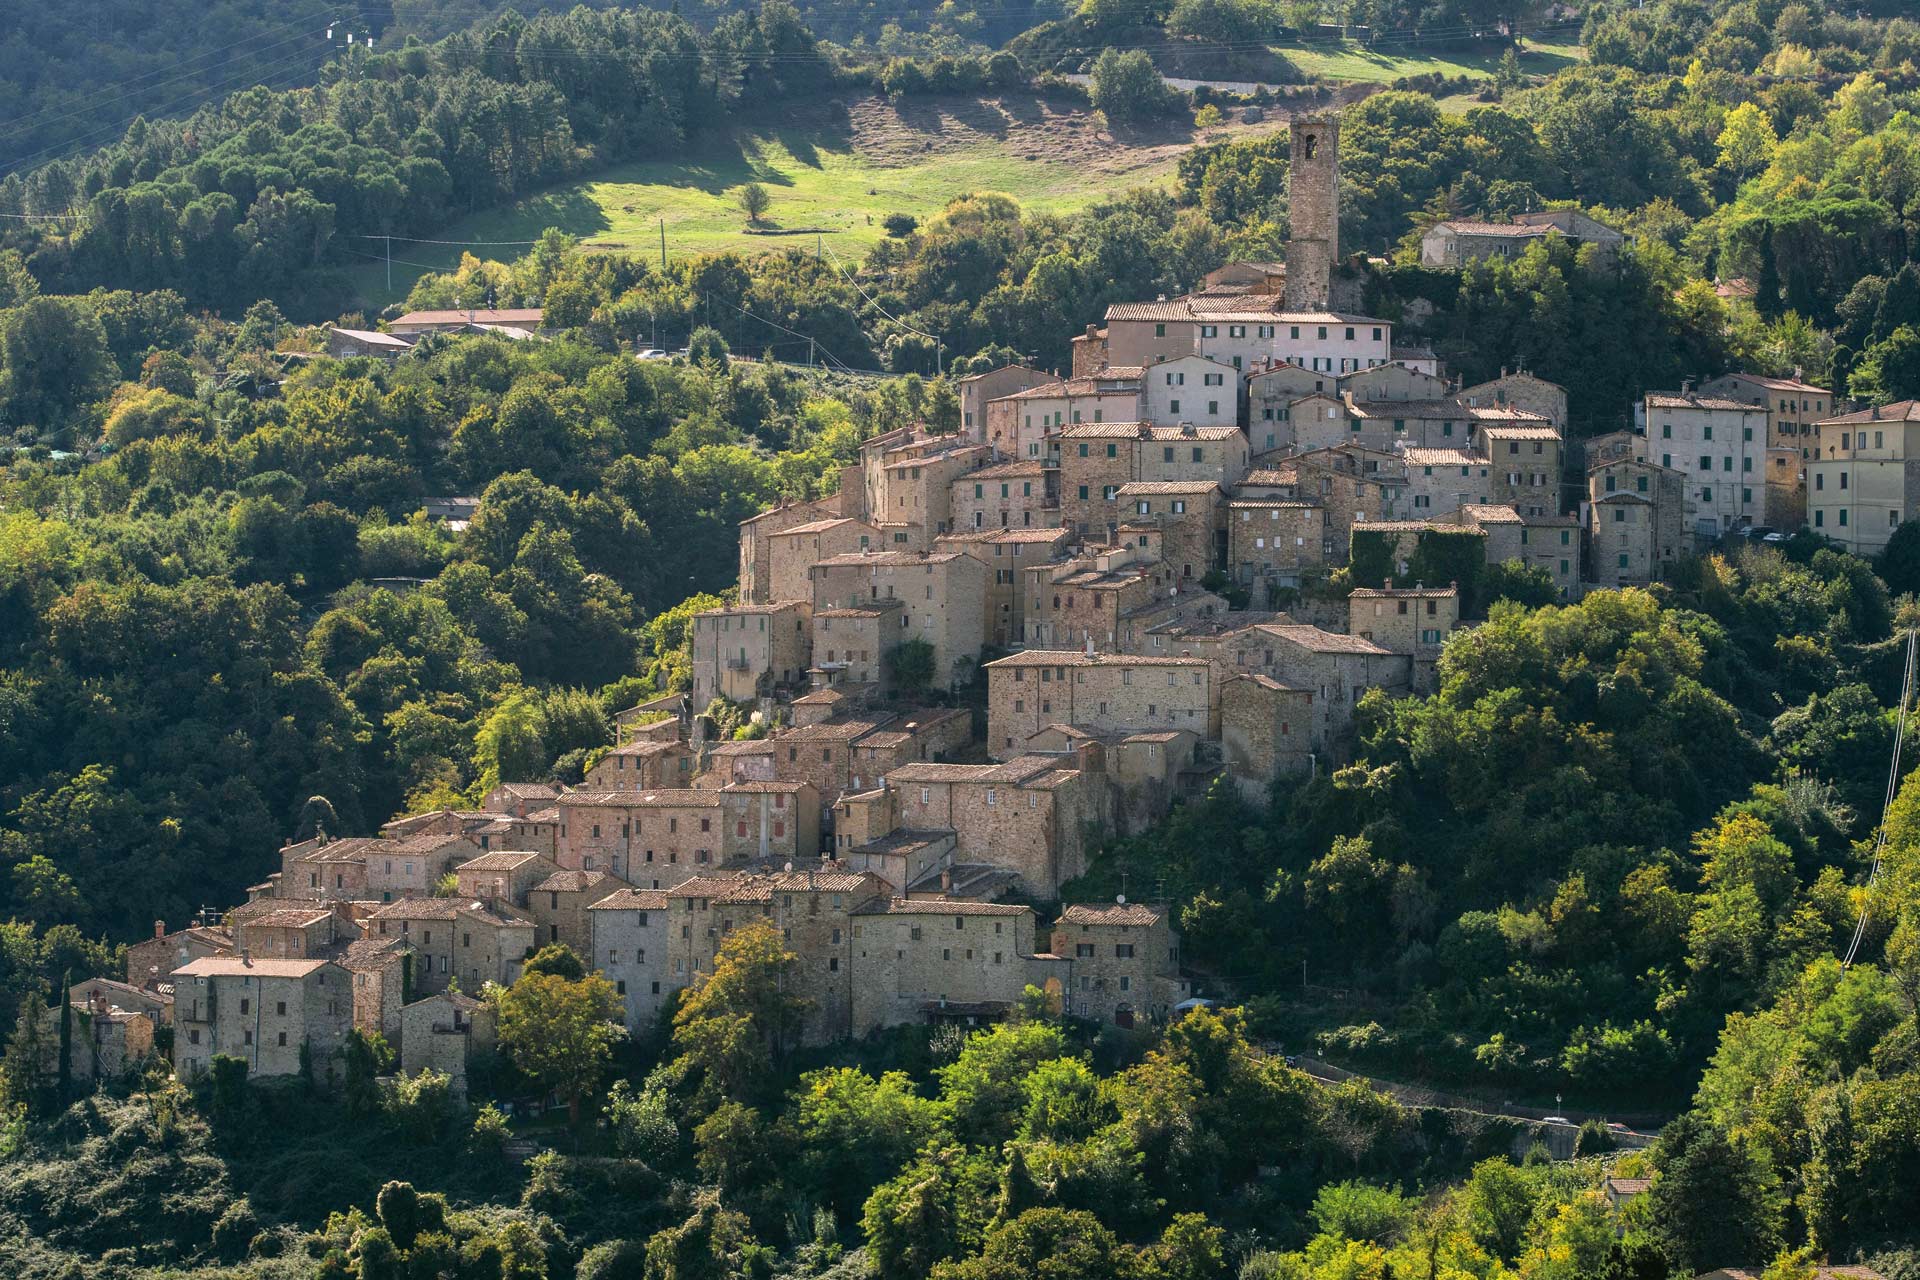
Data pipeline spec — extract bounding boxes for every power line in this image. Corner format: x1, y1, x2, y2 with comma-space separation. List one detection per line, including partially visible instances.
821, 241, 944, 371
1842, 625, 1917, 969
0, 42, 338, 176
0, 5, 349, 142
355, 233, 548, 246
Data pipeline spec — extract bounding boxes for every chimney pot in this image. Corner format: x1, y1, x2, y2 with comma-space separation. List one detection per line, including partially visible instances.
154, 920, 166, 939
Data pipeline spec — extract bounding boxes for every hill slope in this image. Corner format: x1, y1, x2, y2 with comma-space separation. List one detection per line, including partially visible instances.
354, 91, 1337, 306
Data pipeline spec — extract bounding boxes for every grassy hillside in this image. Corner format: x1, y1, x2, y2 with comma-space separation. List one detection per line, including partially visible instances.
1273, 35, 1584, 84
352, 92, 1308, 307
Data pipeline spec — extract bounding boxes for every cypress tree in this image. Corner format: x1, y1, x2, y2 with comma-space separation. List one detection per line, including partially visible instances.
56, 971, 72, 1106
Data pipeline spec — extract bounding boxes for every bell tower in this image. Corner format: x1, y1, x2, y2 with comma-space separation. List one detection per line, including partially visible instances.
1283, 115, 1339, 311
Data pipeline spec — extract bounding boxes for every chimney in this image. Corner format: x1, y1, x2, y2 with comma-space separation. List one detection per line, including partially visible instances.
240, 949, 252, 967
940, 869, 953, 892
154, 920, 166, 940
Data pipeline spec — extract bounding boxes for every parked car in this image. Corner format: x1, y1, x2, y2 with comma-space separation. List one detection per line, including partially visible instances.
1541, 1115, 1572, 1125
635, 348, 668, 360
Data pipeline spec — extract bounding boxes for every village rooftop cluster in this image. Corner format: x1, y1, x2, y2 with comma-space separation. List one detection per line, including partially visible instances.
54, 117, 1917, 1096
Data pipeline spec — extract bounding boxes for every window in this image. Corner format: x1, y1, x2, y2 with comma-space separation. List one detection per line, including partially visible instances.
1115, 944, 1135, 958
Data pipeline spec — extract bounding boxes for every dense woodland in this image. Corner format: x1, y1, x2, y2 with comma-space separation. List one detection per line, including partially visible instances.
5, 0, 1920, 1277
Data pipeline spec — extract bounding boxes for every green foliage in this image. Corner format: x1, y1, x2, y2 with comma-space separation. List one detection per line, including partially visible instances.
671, 921, 811, 1107
497, 968, 624, 1122
1088, 50, 1182, 125
886, 638, 938, 692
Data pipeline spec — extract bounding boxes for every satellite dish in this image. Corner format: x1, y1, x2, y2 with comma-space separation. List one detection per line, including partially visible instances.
1116, 893, 1127, 905
784, 861, 794, 872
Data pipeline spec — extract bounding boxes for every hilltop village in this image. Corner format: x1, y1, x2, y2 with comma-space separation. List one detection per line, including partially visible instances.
69, 116, 1891, 1095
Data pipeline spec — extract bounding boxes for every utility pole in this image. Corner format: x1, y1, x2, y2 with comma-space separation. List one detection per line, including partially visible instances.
384, 233, 392, 295
659, 218, 666, 270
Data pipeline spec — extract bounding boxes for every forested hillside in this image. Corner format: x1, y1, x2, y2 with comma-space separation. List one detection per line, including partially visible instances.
3, 1, 1920, 1278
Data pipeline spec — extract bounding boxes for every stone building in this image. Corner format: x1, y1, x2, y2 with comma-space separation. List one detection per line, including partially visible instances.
879, 756, 1110, 896
557, 783, 820, 885
584, 739, 697, 791
399, 992, 496, 1098
528, 868, 629, 957
986, 650, 1214, 756
1443, 505, 1581, 600
850, 899, 1055, 1033
174, 956, 354, 1085
44, 992, 157, 1082
1482, 425, 1564, 517
1113, 481, 1224, 579
229, 903, 357, 961
689, 601, 814, 706
1141, 355, 1244, 428
364, 898, 534, 996
935, 526, 1073, 647
949, 460, 1058, 532
69, 976, 171, 1026
1020, 544, 1183, 651
338, 936, 413, 1044
1419, 210, 1624, 267
1225, 498, 1326, 585
869, 437, 992, 543
809, 601, 896, 686
1587, 457, 1688, 587
1459, 369, 1569, 430
453, 851, 560, 906
664, 868, 891, 1044
985, 371, 1145, 460
765, 519, 880, 604
956, 363, 1050, 439
737, 496, 844, 604
1402, 448, 1495, 517
588, 888, 674, 1033
128, 921, 233, 988
1284, 116, 1338, 310
1049, 902, 1187, 1026
482, 783, 560, 818
1349, 584, 1459, 688
1220, 673, 1316, 792
809, 550, 989, 688
1220, 624, 1409, 746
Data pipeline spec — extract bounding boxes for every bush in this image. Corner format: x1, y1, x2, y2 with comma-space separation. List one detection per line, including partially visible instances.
209, 1197, 260, 1261
883, 213, 919, 238
1573, 1118, 1617, 1157
1088, 49, 1182, 124
385, 1069, 457, 1144
470, 1103, 510, 1155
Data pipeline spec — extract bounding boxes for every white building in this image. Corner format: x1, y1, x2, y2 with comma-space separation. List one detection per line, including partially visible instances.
1142, 355, 1243, 428
1635, 391, 1770, 537
1098, 300, 1393, 377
